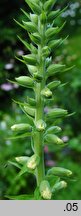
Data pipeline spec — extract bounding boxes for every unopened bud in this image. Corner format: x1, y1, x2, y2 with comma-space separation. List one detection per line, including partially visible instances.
35, 119, 46, 132
44, 134, 64, 145
46, 108, 68, 119
47, 167, 72, 177
40, 180, 52, 200
15, 76, 34, 88
11, 123, 32, 132
41, 87, 52, 98
52, 181, 67, 193
15, 156, 29, 165
27, 154, 40, 170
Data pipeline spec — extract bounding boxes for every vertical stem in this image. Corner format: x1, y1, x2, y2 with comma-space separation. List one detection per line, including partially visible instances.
34, 83, 45, 186
33, 14, 46, 186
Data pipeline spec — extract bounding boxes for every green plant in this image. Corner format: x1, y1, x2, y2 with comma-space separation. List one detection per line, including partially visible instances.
8, 0, 73, 200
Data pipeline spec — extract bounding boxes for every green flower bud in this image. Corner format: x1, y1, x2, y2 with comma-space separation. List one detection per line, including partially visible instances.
47, 167, 72, 177
24, 105, 35, 117
41, 87, 52, 98
46, 57, 52, 68
25, 0, 41, 15
45, 27, 59, 40
46, 108, 68, 119
15, 76, 34, 88
46, 126, 62, 134
40, 11, 47, 24
33, 72, 43, 82
47, 9, 60, 22
11, 123, 32, 132
22, 21, 37, 33
44, 134, 64, 145
47, 80, 61, 90
42, 46, 50, 57
27, 65, 37, 74
48, 39, 62, 50
46, 64, 65, 78
15, 156, 29, 165
44, 0, 56, 12
39, 180, 52, 200
30, 13, 38, 25
52, 181, 67, 193
27, 97, 36, 106
23, 54, 37, 65
27, 154, 40, 170
29, 32, 41, 45
35, 119, 46, 132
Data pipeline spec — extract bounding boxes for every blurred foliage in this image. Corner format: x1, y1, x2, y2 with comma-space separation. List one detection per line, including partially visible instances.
0, 0, 81, 200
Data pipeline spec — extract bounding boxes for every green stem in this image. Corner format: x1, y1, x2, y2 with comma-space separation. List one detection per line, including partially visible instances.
34, 83, 45, 186
33, 14, 46, 186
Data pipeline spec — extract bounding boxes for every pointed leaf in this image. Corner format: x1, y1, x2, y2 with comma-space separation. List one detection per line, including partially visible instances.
20, 105, 34, 126
20, 8, 30, 20
14, 19, 26, 30
17, 35, 31, 51
6, 194, 34, 200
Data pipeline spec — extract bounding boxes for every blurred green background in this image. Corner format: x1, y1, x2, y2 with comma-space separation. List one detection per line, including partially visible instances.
0, 0, 81, 200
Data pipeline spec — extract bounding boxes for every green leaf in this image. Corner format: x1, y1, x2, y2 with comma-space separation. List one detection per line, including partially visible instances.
14, 19, 26, 30
15, 56, 25, 64
20, 8, 30, 20
7, 79, 18, 86
8, 161, 21, 169
34, 187, 42, 200
47, 6, 68, 22
63, 65, 75, 73
17, 35, 31, 51
20, 105, 34, 126
7, 132, 32, 140
58, 21, 66, 33
5, 194, 34, 200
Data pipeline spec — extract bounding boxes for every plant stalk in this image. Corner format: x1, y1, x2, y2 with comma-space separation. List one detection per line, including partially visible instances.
34, 14, 46, 186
